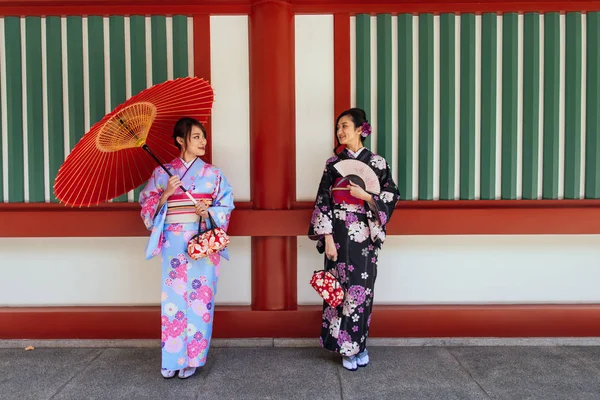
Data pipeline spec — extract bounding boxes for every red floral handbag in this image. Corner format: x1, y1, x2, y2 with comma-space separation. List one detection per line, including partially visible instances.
187, 212, 230, 260
310, 267, 345, 308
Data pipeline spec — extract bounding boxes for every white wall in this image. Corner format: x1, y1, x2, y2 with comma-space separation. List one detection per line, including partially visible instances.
210, 16, 251, 202
0, 236, 251, 306
298, 235, 600, 305
295, 15, 335, 202
3, 234, 599, 307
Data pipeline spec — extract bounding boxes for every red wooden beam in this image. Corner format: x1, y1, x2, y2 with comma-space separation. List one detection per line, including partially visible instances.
2, 200, 600, 237
194, 14, 213, 164
2, 0, 600, 17
3, 304, 600, 339
248, 0, 297, 311
293, 1, 600, 14
333, 12, 351, 126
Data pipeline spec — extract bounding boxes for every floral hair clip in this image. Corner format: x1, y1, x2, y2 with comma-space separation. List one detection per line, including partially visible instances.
360, 121, 372, 138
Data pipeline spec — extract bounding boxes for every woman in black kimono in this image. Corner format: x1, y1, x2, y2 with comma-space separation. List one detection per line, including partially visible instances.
308, 108, 400, 371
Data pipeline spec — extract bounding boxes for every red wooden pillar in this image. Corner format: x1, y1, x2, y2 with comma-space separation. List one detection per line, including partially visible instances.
249, 0, 297, 310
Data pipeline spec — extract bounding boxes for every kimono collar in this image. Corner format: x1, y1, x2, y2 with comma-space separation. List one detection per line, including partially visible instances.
339, 146, 370, 161
179, 157, 196, 169
344, 147, 367, 159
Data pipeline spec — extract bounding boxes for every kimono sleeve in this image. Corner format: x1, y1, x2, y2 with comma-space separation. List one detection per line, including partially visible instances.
366, 155, 400, 247
139, 166, 168, 230
209, 170, 235, 231
308, 158, 337, 245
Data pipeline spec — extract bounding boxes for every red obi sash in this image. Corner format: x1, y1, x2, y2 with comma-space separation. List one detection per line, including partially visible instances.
331, 177, 363, 205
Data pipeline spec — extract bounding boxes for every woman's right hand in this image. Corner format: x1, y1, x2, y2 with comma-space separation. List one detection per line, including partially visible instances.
163, 175, 183, 198
324, 234, 337, 262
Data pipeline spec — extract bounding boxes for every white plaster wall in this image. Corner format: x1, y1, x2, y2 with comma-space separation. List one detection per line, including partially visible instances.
294, 15, 335, 202
298, 235, 600, 305
0, 236, 251, 306
210, 16, 251, 201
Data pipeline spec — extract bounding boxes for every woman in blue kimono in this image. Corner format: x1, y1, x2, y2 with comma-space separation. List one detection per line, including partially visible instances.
308, 108, 400, 371
139, 117, 234, 379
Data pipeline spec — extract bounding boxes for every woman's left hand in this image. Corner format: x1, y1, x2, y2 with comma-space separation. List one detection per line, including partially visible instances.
195, 201, 209, 218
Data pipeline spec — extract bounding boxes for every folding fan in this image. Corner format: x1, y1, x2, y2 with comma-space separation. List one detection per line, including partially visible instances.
333, 159, 381, 195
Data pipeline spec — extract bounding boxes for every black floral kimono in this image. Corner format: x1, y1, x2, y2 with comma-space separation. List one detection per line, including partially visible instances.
308, 147, 400, 357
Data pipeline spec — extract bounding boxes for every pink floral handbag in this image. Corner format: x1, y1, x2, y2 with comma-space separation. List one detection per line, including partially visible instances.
187, 213, 230, 260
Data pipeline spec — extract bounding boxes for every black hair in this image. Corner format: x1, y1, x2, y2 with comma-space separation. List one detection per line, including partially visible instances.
333, 107, 369, 155
172, 117, 207, 151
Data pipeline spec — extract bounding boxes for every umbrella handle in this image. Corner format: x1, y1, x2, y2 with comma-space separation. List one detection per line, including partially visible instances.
142, 144, 198, 205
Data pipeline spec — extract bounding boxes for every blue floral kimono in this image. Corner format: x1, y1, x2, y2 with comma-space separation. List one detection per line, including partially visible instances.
139, 157, 234, 370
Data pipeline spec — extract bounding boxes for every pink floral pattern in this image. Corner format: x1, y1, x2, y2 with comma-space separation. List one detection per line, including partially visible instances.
308, 148, 399, 357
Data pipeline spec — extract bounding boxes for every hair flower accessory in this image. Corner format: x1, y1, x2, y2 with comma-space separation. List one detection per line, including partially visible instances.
360, 121, 372, 138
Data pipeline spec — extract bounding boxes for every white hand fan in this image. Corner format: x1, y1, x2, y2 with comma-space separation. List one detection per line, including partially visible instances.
333, 159, 381, 195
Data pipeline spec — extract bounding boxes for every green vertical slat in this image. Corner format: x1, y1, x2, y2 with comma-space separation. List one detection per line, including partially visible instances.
418, 14, 434, 200
439, 14, 456, 200
479, 13, 498, 200
355, 14, 371, 148
460, 14, 476, 200
151, 16, 168, 85
66, 17, 84, 151
110, 16, 126, 110
564, 13, 583, 199
110, 16, 128, 202
586, 12, 600, 198
87, 16, 105, 126
46, 17, 64, 202
130, 16, 147, 96
542, 13, 560, 199
172, 15, 188, 79
377, 14, 392, 164
501, 13, 519, 200
25, 17, 44, 202
522, 13, 541, 199
5, 17, 24, 202
130, 16, 148, 199
397, 14, 413, 201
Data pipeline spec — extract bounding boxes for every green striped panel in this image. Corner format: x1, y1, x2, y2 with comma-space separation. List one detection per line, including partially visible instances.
151, 16, 168, 85
521, 13, 541, 199
25, 17, 44, 202
564, 13, 583, 199
479, 13, 498, 200
459, 14, 476, 200
5, 17, 24, 202
542, 13, 560, 199
439, 14, 456, 200
130, 16, 148, 198
66, 17, 85, 152
586, 12, 600, 198
377, 14, 392, 163
418, 14, 434, 200
45, 17, 64, 202
2, 15, 192, 203
172, 16, 189, 78
109, 16, 128, 202
355, 14, 371, 148
397, 14, 413, 201
501, 13, 519, 200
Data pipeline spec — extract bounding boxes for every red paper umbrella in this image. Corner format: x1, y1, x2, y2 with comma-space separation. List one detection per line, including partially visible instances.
54, 77, 214, 207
